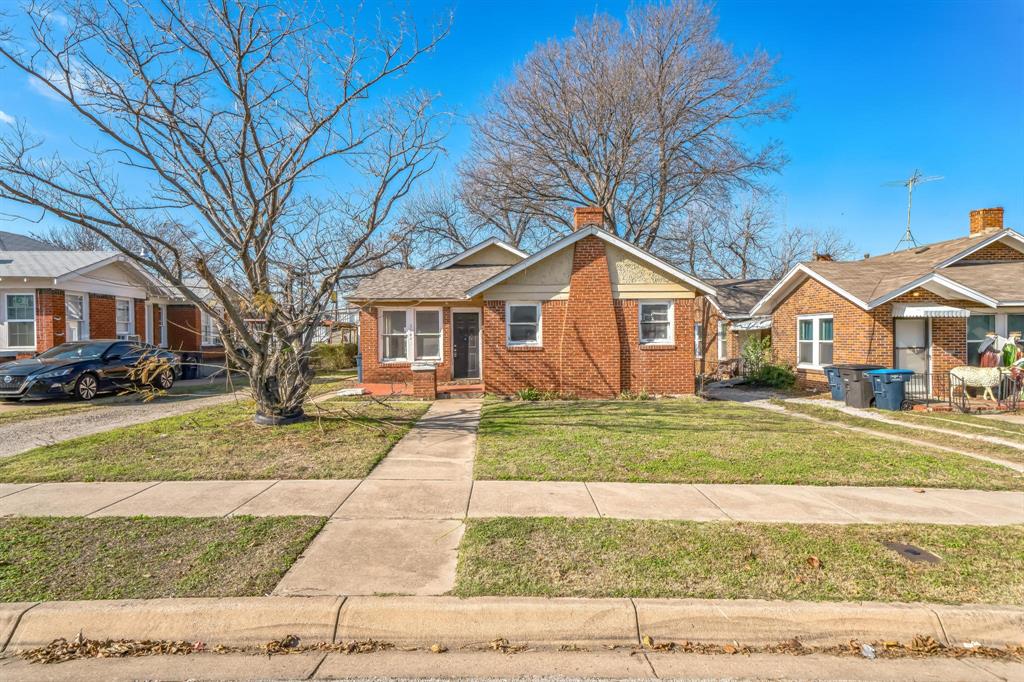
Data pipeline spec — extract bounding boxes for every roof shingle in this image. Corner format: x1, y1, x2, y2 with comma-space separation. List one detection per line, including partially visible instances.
348, 265, 510, 301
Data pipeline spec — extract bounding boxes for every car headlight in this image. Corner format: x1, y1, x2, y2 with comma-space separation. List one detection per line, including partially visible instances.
37, 367, 75, 379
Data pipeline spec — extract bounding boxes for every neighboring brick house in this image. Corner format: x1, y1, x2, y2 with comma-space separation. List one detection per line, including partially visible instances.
348, 209, 717, 398
0, 232, 218, 360
750, 208, 1024, 396
696, 278, 776, 378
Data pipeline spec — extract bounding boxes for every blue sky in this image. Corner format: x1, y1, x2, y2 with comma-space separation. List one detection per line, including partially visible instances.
1, 0, 1022, 256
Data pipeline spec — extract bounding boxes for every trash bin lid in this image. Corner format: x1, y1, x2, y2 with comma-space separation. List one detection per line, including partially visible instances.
865, 368, 915, 375
832, 364, 885, 370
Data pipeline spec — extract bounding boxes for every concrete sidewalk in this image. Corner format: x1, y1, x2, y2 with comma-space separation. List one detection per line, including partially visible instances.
3, 478, 1022, 526
272, 398, 481, 597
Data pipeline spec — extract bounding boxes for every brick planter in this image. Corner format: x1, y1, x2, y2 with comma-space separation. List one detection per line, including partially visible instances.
411, 363, 438, 400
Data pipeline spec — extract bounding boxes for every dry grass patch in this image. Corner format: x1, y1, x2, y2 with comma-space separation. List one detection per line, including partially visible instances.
475, 400, 1024, 489
0, 399, 428, 482
0, 516, 325, 601
456, 518, 1024, 604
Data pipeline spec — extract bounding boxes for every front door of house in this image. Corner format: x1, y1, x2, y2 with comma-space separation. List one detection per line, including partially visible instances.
452, 312, 480, 379
894, 318, 929, 397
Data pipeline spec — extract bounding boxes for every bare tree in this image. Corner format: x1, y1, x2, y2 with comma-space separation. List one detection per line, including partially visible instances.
396, 175, 550, 267
657, 193, 856, 279
463, 0, 788, 249
0, 0, 449, 423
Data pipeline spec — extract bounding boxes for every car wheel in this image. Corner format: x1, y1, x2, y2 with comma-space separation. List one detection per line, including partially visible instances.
75, 374, 99, 401
154, 369, 175, 390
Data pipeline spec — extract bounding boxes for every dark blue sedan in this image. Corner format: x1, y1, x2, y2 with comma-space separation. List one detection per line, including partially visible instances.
0, 340, 179, 401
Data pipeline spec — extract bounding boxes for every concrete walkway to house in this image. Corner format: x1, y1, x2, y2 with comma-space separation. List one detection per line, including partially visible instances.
272, 398, 481, 597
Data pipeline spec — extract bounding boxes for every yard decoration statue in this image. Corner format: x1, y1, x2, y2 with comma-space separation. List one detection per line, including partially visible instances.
948, 366, 1010, 402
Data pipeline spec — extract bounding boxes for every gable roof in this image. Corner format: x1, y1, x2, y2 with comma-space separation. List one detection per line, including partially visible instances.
0, 231, 61, 251
708, 278, 777, 319
0, 250, 170, 294
348, 265, 509, 301
436, 238, 528, 269
751, 228, 1024, 314
466, 226, 716, 297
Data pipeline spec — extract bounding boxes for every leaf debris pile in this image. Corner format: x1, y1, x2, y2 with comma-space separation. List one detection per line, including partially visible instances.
636, 634, 1023, 661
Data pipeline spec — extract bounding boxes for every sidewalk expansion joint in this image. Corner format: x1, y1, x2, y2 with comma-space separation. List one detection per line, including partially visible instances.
926, 605, 952, 647
304, 651, 329, 680
0, 483, 42, 500
583, 482, 604, 518
224, 479, 280, 517
692, 485, 734, 520
628, 598, 642, 647
0, 601, 38, 653
330, 597, 347, 644
84, 480, 164, 517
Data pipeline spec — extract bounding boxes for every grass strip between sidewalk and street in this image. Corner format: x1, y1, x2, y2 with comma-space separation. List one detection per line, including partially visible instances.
0, 399, 429, 482
475, 400, 1024, 489
773, 400, 1024, 466
0, 516, 325, 601
455, 517, 1024, 605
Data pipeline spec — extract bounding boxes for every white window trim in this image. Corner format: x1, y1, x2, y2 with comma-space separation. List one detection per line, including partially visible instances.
694, 322, 703, 358
377, 307, 445, 363
200, 310, 221, 347
638, 300, 675, 346
159, 303, 168, 348
64, 291, 89, 342
115, 297, 134, 339
796, 313, 834, 370
2, 291, 37, 351
505, 302, 542, 347
717, 320, 728, 359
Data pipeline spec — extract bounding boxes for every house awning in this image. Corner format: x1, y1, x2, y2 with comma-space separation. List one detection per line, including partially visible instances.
731, 316, 772, 331
891, 303, 970, 318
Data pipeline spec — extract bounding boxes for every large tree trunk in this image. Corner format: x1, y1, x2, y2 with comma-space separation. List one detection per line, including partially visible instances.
247, 331, 314, 425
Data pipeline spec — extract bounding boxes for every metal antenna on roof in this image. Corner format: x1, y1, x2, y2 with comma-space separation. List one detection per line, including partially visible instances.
884, 169, 943, 252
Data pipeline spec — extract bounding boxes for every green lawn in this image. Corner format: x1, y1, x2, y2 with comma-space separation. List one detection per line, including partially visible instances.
0, 399, 429, 482
0, 400, 97, 425
775, 400, 1024, 466
455, 518, 1024, 604
475, 400, 1024, 489
0, 516, 324, 601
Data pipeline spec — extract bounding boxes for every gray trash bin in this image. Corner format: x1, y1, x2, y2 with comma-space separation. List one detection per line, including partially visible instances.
839, 364, 884, 408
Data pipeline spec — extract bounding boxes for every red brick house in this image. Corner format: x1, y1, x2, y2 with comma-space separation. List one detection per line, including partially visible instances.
697, 278, 776, 379
348, 208, 718, 398
0, 233, 220, 360
750, 208, 1024, 395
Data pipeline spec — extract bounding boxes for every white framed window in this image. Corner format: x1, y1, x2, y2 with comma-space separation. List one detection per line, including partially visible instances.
378, 308, 445, 362
115, 297, 134, 339
967, 312, 1024, 365
717, 321, 728, 358
694, 322, 703, 358
639, 300, 674, 345
3, 292, 36, 349
414, 309, 442, 360
65, 292, 88, 342
506, 302, 541, 346
200, 311, 220, 346
797, 314, 834, 369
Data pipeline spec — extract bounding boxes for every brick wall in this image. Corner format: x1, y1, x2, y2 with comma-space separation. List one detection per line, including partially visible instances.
961, 241, 1024, 262
358, 306, 454, 385
34, 289, 66, 352
616, 298, 695, 395
134, 299, 147, 339
558, 235, 620, 397
166, 304, 201, 351
480, 235, 698, 397
88, 294, 117, 339
772, 277, 970, 394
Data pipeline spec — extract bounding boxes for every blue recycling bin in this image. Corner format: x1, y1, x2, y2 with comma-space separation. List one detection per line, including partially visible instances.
823, 365, 844, 401
866, 369, 915, 411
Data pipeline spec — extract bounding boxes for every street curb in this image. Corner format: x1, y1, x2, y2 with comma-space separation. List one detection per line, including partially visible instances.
1, 596, 1021, 653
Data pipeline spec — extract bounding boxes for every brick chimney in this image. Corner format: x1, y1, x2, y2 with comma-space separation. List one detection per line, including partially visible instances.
573, 206, 605, 231
969, 207, 1003, 235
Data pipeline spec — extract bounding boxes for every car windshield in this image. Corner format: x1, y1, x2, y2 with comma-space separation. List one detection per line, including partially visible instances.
36, 342, 112, 360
